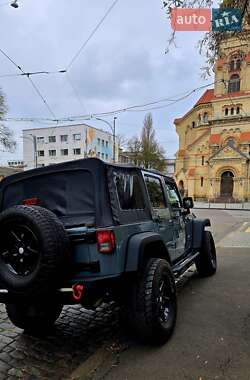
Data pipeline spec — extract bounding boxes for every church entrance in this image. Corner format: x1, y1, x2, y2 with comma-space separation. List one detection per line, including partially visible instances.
220, 171, 234, 199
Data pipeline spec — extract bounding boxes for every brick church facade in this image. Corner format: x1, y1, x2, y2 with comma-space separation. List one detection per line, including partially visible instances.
174, 32, 250, 201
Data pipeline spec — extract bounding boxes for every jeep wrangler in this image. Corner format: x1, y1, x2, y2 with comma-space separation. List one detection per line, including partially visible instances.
0, 158, 216, 344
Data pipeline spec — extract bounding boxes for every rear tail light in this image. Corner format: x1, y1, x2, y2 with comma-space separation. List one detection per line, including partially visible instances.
97, 230, 116, 254
22, 197, 40, 206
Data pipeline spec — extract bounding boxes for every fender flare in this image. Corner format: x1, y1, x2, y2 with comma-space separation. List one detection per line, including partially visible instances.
125, 232, 170, 272
192, 218, 211, 250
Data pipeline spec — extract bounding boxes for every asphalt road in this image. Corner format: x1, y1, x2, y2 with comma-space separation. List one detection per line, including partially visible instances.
95, 209, 250, 380
0, 209, 250, 380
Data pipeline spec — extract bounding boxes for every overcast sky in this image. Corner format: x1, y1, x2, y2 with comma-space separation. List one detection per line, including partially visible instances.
0, 0, 212, 163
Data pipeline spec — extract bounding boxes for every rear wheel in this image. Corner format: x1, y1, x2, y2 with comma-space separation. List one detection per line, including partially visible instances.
127, 258, 177, 345
195, 231, 217, 277
6, 302, 63, 334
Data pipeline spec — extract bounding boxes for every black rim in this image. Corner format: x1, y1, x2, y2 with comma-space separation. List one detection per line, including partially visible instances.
0, 224, 40, 276
209, 238, 217, 268
157, 276, 175, 327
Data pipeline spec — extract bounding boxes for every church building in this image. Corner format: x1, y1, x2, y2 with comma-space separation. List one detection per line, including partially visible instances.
174, 32, 250, 201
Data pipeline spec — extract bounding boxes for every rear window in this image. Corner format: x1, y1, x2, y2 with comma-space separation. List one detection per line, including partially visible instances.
114, 172, 145, 210
2, 170, 95, 226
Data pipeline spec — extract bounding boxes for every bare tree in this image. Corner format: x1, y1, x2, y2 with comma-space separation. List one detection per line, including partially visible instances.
127, 113, 166, 171
0, 88, 16, 152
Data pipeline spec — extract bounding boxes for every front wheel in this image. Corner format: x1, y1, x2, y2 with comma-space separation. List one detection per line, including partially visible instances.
195, 230, 217, 277
6, 302, 63, 335
128, 258, 177, 345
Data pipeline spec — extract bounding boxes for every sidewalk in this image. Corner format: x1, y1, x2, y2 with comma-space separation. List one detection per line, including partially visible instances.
194, 201, 250, 210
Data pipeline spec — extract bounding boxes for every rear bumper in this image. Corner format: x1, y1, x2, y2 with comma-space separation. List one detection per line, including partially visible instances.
0, 274, 123, 305
0, 288, 77, 304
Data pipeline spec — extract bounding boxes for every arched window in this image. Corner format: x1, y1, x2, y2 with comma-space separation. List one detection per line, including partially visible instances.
228, 74, 240, 93
227, 138, 236, 147
203, 112, 208, 123
231, 107, 234, 115
236, 106, 240, 114
229, 56, 241, 71
225, 107, 229, 116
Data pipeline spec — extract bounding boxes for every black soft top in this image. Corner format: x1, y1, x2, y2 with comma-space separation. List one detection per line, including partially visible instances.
0, 158, 173, 228
0, 158, 114, 228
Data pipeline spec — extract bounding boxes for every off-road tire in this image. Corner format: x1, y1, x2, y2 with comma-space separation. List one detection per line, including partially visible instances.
128, 258, 177, 345
6, 302, 63, 334
195, 230, 217, 277
0, 205, 70, 296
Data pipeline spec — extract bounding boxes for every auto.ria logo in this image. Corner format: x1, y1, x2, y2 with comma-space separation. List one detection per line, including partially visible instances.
170, 8, 242, 32
212, 9, 242, 32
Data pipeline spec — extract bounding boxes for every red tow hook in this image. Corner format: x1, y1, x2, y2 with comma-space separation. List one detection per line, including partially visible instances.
72, 284, 85, 301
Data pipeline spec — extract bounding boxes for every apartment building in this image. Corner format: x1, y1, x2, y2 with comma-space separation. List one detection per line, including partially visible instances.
23, 123, 116, 170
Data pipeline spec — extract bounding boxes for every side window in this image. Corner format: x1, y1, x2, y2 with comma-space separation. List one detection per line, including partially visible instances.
145, 175, 166, 209
114, 172, 145, 210
165, 181, 182, 209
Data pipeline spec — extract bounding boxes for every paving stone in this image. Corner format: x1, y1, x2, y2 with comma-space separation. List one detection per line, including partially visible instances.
0, 303, 119, 379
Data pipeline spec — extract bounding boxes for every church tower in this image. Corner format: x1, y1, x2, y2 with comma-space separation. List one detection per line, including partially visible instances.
174, 30, 250, 201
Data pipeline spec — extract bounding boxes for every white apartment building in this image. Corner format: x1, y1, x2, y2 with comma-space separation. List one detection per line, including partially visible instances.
23, 123, 116, 170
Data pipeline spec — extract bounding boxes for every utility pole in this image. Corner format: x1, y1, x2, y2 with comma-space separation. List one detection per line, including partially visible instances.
113, 116, 117, 163
85, 128, 88, 157
32, 134, 38, 168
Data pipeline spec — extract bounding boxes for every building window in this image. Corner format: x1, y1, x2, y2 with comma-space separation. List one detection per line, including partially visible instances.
105, 154, 108, 160
225, 108, 229, 116
97, 138, 100, 145
202, 156, 205, 166
106, 141, 109, 148
36, 137, 44, 144
101, 153, 104, 159
61, 135, 68, 142
73, 148, 81, 155
227, 138, 236, 147
102, 139, 104, 147
97, 152, 100, 157
203, 112, 208, 123
192, 121, 196, 128
73, 134, 81, 141
231, 107, 234, 115
61, 149, 68, 156
37, 150, 45, 157
201, 177, 204, 187
228, 74, 240, 93
49, 150, 56, 157
236, 106, 240, 114
229, 57, 241, 71
48, 136, 56, 143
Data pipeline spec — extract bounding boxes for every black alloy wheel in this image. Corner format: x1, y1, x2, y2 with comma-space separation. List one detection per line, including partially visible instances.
0, 224, 40, 277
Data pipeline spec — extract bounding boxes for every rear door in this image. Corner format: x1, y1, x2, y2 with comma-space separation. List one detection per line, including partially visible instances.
163, 180, 187, 260
143, 173, 175, 261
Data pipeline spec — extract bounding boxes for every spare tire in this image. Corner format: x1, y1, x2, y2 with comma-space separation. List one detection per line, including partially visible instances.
0, 205, 70, 296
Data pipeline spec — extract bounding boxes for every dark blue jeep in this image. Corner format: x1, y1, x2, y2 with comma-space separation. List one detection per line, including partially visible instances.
0, 158, 216, 344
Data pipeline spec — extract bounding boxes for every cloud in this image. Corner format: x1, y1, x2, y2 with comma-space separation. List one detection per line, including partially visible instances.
0, 0, 208, 163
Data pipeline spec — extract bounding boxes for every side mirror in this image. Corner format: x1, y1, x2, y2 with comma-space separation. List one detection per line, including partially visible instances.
183, 197, 194, 210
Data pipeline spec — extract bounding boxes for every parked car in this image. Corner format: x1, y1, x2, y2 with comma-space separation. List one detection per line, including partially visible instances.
0, 158, 217, 344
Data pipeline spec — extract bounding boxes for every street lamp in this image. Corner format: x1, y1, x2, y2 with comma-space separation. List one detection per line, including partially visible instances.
91, 116, 117, 163
21, 134, 37, 168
